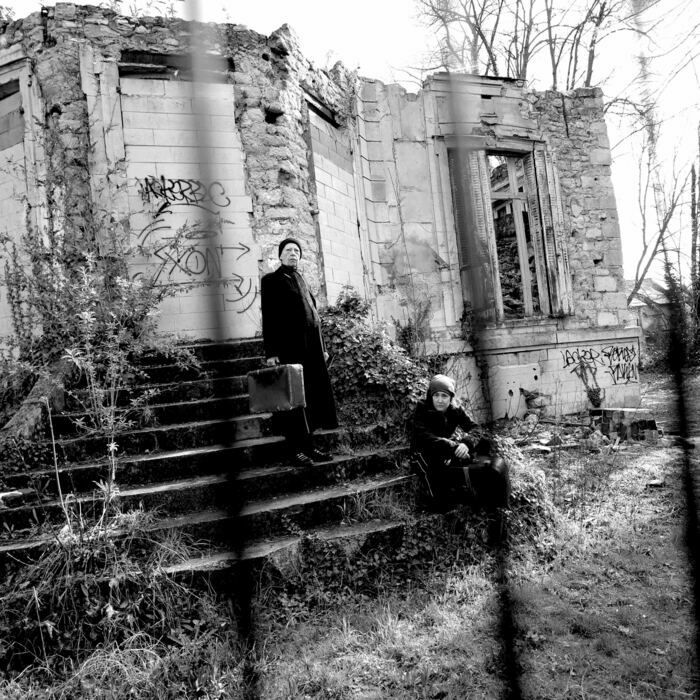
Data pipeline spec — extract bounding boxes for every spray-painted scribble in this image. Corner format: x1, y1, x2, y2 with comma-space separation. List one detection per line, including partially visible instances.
138, 176, 231, 215
562, 344, 639, 386
134, 175, 254, 313
601, 344, 638, 384
561, 347, 603, 399
561, 347, 605, 371
225, 273, 258, 313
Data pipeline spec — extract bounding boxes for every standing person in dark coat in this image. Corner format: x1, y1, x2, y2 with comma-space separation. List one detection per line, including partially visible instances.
260, 237, 338, 466
412, 374, 510, 511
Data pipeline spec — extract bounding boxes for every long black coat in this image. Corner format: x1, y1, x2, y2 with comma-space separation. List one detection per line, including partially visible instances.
260, 265, 338, 430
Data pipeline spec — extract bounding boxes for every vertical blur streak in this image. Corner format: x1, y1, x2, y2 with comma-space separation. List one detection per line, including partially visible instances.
663, 254, 700, 694
445, 72, 522, 698
496, 540, 522, 700
188, 3, 259, 697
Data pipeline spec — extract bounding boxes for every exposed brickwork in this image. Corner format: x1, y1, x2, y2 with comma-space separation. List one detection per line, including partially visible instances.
530, 88, 626, 328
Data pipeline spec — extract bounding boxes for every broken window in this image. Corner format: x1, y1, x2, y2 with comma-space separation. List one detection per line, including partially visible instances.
118, 50, 232, 81
488, 153, 540, 319
448, 145, 572, 322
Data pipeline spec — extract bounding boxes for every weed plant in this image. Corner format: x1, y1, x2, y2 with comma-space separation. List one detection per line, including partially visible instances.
0, 110, 208, 696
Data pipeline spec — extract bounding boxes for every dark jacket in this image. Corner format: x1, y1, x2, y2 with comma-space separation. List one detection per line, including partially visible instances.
412, 398, 477, 461
260, 265, 337, 430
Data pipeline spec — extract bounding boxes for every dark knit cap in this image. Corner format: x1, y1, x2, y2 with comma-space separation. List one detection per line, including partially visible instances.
428, 374, 456, 397
278, 237, 303, 258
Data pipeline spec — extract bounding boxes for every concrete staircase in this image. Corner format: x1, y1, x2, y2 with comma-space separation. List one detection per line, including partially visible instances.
0, 339, 414, 576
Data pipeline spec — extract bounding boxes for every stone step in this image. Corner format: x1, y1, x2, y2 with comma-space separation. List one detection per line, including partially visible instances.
65, 377, 249, 412
0, 511, 407, 577
52, 395, 253, 436
165, 519, 405, 575
239, 472, 413, 539
140, 356, 263, 383
47, 421, 390, 467
51, 415, 277, 463
137, 338, 264, 365
0, 471, 414, 550
5, 446, 409, 506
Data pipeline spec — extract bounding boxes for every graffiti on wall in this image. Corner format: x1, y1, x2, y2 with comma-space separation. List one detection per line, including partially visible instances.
561, 344, 638, 386
600, 345, 638, 384
138, 175, 232, 215
134, 175, 257, 313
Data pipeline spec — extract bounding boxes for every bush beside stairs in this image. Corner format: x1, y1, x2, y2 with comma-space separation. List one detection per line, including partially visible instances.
0, 339, 416, 579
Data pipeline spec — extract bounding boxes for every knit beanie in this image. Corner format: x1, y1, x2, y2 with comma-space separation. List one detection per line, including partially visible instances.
428, 374, 455, 397
278, 237, 303, 258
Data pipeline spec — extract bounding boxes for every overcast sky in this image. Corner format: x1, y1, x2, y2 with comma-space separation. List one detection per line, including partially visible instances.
3, 1, 700, 281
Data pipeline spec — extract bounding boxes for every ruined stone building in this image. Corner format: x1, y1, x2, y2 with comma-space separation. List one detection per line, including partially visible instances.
0, 3, 641, 418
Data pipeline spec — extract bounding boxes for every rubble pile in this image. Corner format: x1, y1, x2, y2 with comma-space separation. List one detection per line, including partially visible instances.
493, 406, 673, 456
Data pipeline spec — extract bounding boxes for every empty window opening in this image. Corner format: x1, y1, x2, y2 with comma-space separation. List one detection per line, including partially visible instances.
488, 153, 540, 319
448, 145, 571, 323
118, 50, 232, 81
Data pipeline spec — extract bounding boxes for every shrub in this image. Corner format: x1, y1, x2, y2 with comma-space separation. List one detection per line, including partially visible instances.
321, 287, 429, 430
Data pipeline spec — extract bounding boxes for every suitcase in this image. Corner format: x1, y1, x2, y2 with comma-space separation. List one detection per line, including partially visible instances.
247, 364, 306, 414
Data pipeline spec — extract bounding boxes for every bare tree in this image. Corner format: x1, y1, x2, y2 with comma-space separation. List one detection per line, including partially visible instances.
625, 0, 695, 304
626, 139, 689, 305
416, 0, 658, 89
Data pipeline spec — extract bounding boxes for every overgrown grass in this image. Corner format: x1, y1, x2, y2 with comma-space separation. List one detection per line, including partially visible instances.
0, 443, 696, 698
243, 445, 695, 699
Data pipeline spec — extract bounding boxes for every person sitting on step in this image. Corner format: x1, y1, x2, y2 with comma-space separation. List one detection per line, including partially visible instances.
412, 374, 510, 511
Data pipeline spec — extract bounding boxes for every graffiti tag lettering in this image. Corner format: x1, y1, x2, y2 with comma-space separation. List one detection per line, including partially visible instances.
138, 176, 231, 215
561, 347, 604, 371
601, 345, 638, 384
133, 175, 255, 314
561, 344, 638, 386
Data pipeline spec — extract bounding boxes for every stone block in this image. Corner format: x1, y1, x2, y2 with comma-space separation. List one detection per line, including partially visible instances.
266, 206, 297, 220
361, 81, 377, 102
605, 248, 623, 267
325, 188, 352, 211
326, 212, 345, 232
330, 175, 348, 195
582, 241, 603, 254
363, 121, 381, 141
331, 202, 349, 221
596, 132, 610, 149
366, 141, 384, 160
371, 180, 387, 201
580, 175, 598, 188
602, 220, 621, 238
594, 276, 617, 292
329, 239, 350, 259
606, 292, 629, 310
315, 168, 332, 187
597, 311, 618, 327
